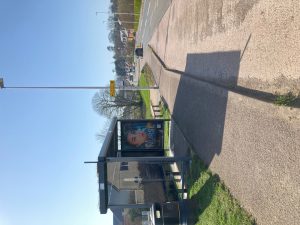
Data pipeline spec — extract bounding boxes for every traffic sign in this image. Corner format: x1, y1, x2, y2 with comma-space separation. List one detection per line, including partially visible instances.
110, 80, 115, 96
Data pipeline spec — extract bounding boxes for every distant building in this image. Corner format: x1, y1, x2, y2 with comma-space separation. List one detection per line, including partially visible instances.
120, 28, 135, 43
127, 29, 135, 41
120, 30, 127, 44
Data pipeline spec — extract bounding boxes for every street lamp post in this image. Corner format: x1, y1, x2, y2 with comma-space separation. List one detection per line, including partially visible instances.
96, 11, 140, 16
0, 78, 158, 91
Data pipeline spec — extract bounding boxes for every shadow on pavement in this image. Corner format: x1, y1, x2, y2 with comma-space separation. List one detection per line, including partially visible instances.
184, 52, 241, 87
172, 51, 241, 165
150, 44, 300, 108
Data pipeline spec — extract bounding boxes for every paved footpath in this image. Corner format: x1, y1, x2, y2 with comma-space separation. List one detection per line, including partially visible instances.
149, 0, 300, 95
140, 0, 300, 224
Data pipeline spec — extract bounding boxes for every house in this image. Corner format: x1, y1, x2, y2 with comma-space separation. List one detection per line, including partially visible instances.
120, 28, 135, 42
120, 29, 128, 44
127, 29, 135, 41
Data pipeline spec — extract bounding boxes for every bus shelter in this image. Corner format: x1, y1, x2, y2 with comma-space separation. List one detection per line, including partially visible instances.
95, 117, 192, 225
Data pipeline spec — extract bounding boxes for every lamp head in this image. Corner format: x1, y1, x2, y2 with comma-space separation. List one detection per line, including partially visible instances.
0, 78, 4, 89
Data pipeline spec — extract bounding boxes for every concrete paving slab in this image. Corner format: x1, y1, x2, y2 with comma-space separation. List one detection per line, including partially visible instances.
149, 0, 300, 95
153, 47, 300, 225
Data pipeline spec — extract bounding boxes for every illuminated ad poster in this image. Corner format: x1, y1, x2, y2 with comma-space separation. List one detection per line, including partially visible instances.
121, 120, 164, 150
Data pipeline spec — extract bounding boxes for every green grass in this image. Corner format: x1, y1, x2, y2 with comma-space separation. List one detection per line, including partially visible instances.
138, 65, 156, 118
188, 155, 255, 225
134, 0, 141, 31
274, 92, 297, 106
138, 72, 153, 119
139, 64, 171, 152
139, 66, 171, 150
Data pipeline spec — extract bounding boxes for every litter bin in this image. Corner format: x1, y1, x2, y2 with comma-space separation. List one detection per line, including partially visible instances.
152, 200, 196, 225
135, 47, 143, 57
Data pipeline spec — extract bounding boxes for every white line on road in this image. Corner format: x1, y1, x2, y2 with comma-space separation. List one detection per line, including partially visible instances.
142, 1, 152, 42
146, 1, 151, 17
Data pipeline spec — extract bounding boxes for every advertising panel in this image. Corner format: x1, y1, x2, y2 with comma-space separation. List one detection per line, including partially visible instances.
121, 120, 164, 150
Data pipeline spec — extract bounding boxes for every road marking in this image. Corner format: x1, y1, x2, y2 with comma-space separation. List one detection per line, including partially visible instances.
146, 1, 151, 17
139, 0, 148, 43
141, 1, 152, 43
142, 0, 149, 22
145, 1, 152, 26
140, 0, 149, 31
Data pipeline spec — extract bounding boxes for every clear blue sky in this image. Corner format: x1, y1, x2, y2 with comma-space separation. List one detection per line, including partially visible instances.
0, 0, 114, 224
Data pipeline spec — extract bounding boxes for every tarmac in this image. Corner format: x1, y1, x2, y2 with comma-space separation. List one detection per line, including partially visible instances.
137, 0, 300, 224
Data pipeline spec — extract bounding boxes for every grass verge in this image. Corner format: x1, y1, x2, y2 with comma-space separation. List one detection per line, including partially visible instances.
139, 65, 171, 149
162, 104, 171, 150
134, 0, 141, 31
138, 72, 153, 119
188, 155, 255, 225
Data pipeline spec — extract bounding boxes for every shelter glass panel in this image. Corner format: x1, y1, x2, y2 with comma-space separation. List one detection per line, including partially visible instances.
106, 160, 184, 207
123, 207, 154, 225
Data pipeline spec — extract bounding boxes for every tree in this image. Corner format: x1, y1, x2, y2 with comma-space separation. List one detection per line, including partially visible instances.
108, 30, 115, 43
96, 119, 111, 143
92, 88, 141, 119
107, 14, 117, 30
115, 58, 126, 76
107, 46, 115, 51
